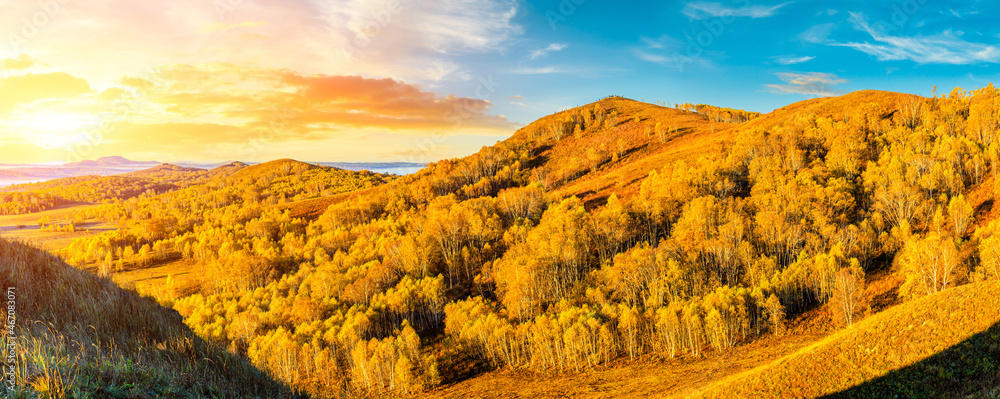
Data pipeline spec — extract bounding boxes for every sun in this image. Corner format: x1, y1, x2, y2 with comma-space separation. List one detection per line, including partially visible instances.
6, 111, 98, 149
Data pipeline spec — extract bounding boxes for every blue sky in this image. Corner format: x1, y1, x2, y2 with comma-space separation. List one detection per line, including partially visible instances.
439, 0, 1000, 124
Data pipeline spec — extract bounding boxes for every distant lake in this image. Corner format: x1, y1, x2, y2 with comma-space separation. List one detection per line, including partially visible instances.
328, 165, 426, 175
366, 166, 425, 175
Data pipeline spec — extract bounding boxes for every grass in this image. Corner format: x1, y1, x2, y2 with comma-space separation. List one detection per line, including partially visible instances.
112, 260, 203, 302
503, 96, 736, 209
425, 331, 827, 398
0, 237, 298, 398
693, 280, 1000, 398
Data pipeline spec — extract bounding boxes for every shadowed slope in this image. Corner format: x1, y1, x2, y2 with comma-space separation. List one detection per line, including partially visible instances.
0, 238, 298, 398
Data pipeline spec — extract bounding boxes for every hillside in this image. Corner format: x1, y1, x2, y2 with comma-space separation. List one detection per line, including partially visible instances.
159, 88, 1000, 397
124, 162, 247, 186
0, 237, 296, 398
7, 87, 1000, 398
695, 280, 1000, 398
498, 96, 739, 207
497, 92, 922, 208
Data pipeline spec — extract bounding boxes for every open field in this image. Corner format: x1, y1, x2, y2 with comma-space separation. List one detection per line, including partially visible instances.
0, 203, 203, 303
113, 259, 204, 301
0, 203, 118, 251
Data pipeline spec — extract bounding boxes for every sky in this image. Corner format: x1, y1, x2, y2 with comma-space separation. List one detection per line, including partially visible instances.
0, 0, 998, 164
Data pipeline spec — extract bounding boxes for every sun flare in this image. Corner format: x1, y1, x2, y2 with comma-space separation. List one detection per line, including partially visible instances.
5, 111, 96, 149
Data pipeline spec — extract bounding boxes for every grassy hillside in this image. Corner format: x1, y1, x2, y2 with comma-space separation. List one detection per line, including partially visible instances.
0, 237, 296, 398
695, 280, 1000, 398
502, 96, 739, 207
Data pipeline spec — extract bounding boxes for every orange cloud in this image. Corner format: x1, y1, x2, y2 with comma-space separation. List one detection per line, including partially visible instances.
0, 64, 518, 163
139, 64, 516, 133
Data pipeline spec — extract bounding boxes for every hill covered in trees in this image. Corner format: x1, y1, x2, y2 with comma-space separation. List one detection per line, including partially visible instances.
6, 87, 1000, 398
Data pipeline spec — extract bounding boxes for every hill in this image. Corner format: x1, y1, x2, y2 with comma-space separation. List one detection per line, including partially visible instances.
229, 158, 320, 180
129, 163, 205, 175
0, 237, 296, 398
64, 156, 159, 168
125, 162, 247, 186
695, 280, 1000, 398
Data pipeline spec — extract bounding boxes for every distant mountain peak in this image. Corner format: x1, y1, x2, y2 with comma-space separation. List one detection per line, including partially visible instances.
96, 156, 131, 163
64, 156, 159, 168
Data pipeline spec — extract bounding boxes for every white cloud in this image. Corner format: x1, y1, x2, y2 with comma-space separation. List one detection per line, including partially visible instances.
529, 43, 567, 60
681, 1, 791, 19
835, 12, 1000, 64
633, 49, 672, 64
771, 55, 815, 65
510, 66, 564, 75
799, 23, 837, 43
329, 0, 522, 81
765, 72, 846, 97
336, 0, 520, 54
0, 0, 523, 86
632, 36, 713, 72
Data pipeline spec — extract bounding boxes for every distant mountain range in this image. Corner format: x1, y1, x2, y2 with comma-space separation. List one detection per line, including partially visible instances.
0, 157, 426, 186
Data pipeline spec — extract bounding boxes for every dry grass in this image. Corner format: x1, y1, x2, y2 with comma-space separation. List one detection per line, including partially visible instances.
693, 280, 1000, 398
0, 237, 298, 398
504, 97, 737, 209
426, 331, 825, 399
113, 260, 203, 302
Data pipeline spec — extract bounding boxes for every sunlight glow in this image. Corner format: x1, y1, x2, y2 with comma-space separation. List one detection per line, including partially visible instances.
5, 111, 97, 149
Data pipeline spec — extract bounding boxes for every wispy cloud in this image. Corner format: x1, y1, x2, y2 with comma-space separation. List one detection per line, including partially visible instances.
510, 66, 564, 75
632, 36, 713, 72
681, 1, 791, 19
202, 21, 267, 33
508, 64, 618, 77
771, 55, 815, 65
834, 12, 1000, 64
765, 72, 845, 97
799, 23, 836, 43
529, 43, 567, 59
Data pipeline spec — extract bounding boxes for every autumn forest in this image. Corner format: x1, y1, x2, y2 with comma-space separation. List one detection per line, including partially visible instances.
3, 86, 1000, 398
